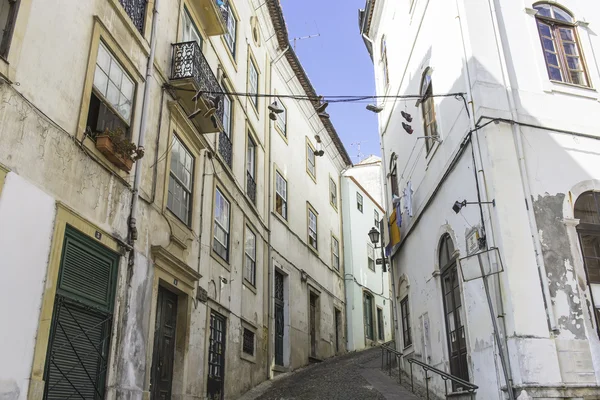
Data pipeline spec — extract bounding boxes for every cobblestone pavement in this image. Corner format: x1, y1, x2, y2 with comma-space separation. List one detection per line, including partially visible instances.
249, 348, 419, 400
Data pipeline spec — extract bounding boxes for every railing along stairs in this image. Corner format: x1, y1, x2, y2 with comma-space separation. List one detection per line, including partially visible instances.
380, 343, 478, 400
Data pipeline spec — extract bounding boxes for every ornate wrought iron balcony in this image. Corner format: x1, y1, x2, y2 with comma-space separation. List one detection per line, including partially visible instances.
119, 0, 147, 33
247, 172, 257, 205
170, 41, 224, 134
219, 132, 233, 168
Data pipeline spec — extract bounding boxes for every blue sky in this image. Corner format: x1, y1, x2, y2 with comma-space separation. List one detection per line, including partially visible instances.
280, 0, 380, 161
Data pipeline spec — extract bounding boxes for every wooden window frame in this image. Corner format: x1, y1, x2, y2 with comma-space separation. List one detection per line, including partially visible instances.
377, 307, 385, 341
0, 0, 20, 58
275, 96, 287, 138
274, 170, 288, 220
306, 137, 316, 182
374, 209, 380, 228
420, 69, 437, 154
223, 1, 237, 59
213, 187, 231, 263
534, 3, 590, 87
363, 292, 374, 341
400, 296, 412, 348
380, 35, 389, 89
244, 225, 256, 287
307, 203, 318, 252
329, 177, 338, 210
331, 234, 340, 271
167, 134, 195, 226
247, 49, 260, 113
389, 154, 399, 198
367, 243, 376, 272
357, 192, 364, 213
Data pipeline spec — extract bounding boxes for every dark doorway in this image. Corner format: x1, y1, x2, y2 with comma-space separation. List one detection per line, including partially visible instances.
377, 308, 384, 341
151, 286, 178, 400
207, 311, 226, 400
334, 308, 342, 353
309, 292, 318, 357
274, 271, 285, 366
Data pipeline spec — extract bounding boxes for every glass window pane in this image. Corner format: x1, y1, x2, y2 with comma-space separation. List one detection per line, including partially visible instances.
552, 6, 573, 23
567, 56, 581, 70
222, 95, 232, 137
585, 258, 600, 284
545, 52, 560, 68
542, 37, 556, 52
560, 28, 574, 42
121, 75, 134, 101
575, 193, 600, 224
537, 21, 552, 37
534, 4, 552, 17
581, 235, 600, 258
109, 61, 123, 89
97, 43, 111, 73
93, 68, 109, 95
107, 82, 120, 107
549, 66, 563, 81
563, 42, 577, 56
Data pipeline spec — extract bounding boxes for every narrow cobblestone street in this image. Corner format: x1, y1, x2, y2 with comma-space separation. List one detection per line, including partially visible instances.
242, 348, 419, 400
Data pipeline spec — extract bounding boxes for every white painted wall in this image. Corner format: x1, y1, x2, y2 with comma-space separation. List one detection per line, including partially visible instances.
0, 173, 56, 400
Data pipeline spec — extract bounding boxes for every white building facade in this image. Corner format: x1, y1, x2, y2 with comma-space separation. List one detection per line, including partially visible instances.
342, 157, 393, 351
361, 0, 600, 399
0, 0, 349, 399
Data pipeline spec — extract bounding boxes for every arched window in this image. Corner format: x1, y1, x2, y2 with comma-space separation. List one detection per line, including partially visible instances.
420, 68, 437, 153
438, 234, 469, 384
534, 3, 589, 86
389, 153, 399, 197
381, 36, 389, 88
575, 192, 600, 283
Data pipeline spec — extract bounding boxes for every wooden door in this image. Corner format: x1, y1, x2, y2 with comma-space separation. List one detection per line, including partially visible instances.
274, 271, 284, 366
310, 293, 317, 357
442, 265, 469, 385
207, 311, 226, 400
151, 287, 178, 400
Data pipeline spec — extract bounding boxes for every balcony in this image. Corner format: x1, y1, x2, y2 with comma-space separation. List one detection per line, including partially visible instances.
246, 172, 256, 205
189, 0, 229, 36
170, 41, 224, 134
218, 131, 232, 168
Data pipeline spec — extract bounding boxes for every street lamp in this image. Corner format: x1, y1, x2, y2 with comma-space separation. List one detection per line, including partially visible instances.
368, 226, 387, 272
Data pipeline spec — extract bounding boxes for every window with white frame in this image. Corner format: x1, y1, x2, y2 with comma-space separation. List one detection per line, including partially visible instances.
308, 207, 318, 250
249, 58, 259, 109
331, 236, 340, 271
0, 0, 20, 57
275, 97, 287, 135
367, 244, 375, 271
167, 135, 194, 225
275, 171, 287, 219
182, 7, 202, 47
222, 93, 232, 138
330, 178, 337, 209
374, 209, 380, 228
357, 192, 364, 213
381, 36, 389, 88
213, 188, 230, 261
307, 142, 316, 178
244, 226, 256, 286
224, 3, 236, 57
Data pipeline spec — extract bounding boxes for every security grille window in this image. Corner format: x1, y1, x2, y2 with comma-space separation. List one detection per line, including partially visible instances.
420, 69, 437, 153
43, 226, 119, 400
367, 243, 375, 271
222, 93, 232, 138
307, 142, 316, 178
224, 3, 236, 57
389, 154, 399, 197
275, 172, 287, 219
244, 226, 256, 286
213, 188, 230, 261
331, 236, 340, 271
308, 207, 318, 250
374, 210, 380, 228
329, 178, 337, 209
242, 328, 255, 356
87, 42, 135, 137
534, 3, 589, 87
167, 135, 194, 225
0, 0, 19, 57
275, 97, 287, 135
249, 58, 259, 109
181, 7, 202, 47
363, 292, 374, 340
401, 296, 412, 347
381, 36, 389, 88
357, 192, 364, 213
575, 192, 600, 283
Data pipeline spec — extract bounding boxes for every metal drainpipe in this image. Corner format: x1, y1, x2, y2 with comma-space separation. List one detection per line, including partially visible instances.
484, 0, 557, 331
128, 0, 160, 254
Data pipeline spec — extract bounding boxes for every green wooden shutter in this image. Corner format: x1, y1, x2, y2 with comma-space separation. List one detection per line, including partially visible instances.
44, 225, 119, 400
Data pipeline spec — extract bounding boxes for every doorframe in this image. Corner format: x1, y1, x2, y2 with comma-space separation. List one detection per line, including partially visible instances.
204, 301, 230, 399
146, 245, 200, 397
308, 285, 321, 359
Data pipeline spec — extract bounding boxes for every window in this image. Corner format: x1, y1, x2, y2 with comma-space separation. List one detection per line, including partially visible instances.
357, 192, 364, 213
306, 141, 316, 179
87, 42, 135, 136
249, 58, 259, 109
224, 2, 237, 57
308, 206, 318, 251
244, 226, 256, 286
381, 36, 389, 88
118, 0, 147, 33
275, 172, 287, 219
167, 135, 194, 225
420, 69, 437, 153
331, 236, 340, 271
377, 308, 384, 341
367, 244, 375, 271
329, 178, 338, 209
213, 188, 230, 261
0, 0, 19, 57
182, 7, 202, 47
374, 209, 380, 228
246, 134, 256, 203
400, 297, 412, 347
275, 97, 287, 135
575, 192, 600, 283
222, 92, 232, 138
534, 3, 589, 87
242, 328, 255, 356
363, 292, 374, 340
389, 154, 399, 198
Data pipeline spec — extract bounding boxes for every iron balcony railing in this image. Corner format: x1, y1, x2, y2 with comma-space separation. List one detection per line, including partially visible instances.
218, 132, 232, 168
171, 41, 225, 125
119, 0, 147, 33
247, 172, 256, 204
218, 0, 230, 26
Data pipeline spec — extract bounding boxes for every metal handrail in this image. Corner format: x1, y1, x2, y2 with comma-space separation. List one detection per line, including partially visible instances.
406, 357, 477, 392
380, 343, 403, 384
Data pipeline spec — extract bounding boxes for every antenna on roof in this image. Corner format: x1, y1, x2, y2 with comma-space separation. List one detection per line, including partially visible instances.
351, 141, 367, 163
292, 21, 321, 51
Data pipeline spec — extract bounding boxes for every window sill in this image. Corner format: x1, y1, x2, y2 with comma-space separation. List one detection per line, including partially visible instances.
425, 138, 442, 168
220, 36, 238, 73
83, 137, 132, 181
241, 352, 257, 364
210, 250, 231, 271
243, 280, 257, 294
275, 126, 288, 144
308, 244, 319, 257
544, 80, 599, 100
307, 171, 317, 184
272, 211, 289, 227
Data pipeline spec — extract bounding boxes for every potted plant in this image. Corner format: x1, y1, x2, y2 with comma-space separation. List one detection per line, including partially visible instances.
95, 127, 144, 172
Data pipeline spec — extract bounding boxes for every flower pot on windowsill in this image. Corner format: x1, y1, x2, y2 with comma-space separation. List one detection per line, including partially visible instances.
95, 135, 134, 172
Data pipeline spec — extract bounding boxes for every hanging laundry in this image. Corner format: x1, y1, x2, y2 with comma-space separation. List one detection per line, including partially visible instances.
403, 181, 414, 217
